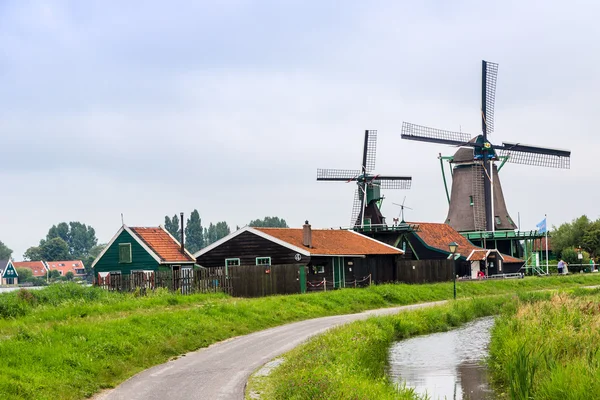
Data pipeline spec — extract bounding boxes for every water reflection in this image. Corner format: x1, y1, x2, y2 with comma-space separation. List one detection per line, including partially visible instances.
388, 317, 495, 400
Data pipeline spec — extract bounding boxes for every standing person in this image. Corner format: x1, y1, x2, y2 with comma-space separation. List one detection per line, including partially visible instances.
590, 257, 596, 272
557, 259, 564, 275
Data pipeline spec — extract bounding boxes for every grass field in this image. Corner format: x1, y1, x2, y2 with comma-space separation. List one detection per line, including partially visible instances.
1, 275, 600, 399
488, 288, 600, 399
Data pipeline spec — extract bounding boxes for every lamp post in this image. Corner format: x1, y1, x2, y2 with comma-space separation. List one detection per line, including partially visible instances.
449, 241, 458, 299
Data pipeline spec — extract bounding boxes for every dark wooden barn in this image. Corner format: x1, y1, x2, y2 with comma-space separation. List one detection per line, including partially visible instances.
194, 221, 404, 291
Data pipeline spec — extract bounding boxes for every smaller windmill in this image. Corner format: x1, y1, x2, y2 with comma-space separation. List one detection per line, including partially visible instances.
317, 130, 412, 229
392, 196, 413, 224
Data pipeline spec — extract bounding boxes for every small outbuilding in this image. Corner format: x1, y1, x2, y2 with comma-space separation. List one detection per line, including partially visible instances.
0, 260, 19, 286
194, 221, 404, 288
92, 225, 195, 282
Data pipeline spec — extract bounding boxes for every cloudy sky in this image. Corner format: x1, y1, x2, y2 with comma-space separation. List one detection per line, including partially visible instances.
1, 0, 598, 258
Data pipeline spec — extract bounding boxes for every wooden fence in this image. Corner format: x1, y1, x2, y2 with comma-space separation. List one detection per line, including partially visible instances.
395, 259, 455, 283
228, 264, 302, 297
95, 267, 232, 295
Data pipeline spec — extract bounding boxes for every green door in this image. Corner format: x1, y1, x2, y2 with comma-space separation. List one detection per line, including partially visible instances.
299, 265, 307, 294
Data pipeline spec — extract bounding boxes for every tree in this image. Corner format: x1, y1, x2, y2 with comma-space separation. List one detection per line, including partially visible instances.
582, 221, 600, 257
15, 268, 33, 282
214, 221, 230, 241
41, 238, 71, 261
24, 244, 44, 261
65, 271, 74, 281
248, 216, 289, 228
83, 244, 107, 276
185, 210, 204, 253
551, 215, 592, 258
204, 223, 217, 247
0, 241, 12, 260
164, 214, 180, 239
46, 221, 98, 260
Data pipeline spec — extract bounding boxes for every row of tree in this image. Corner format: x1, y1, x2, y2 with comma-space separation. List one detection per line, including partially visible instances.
551, 215, 600, 265
163, 210, 288, 254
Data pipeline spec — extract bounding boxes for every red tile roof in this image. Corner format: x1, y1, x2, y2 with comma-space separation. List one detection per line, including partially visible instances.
13, 261, 47, 277
46, 260, 86, 277
130, 227, 195, 263
255, 228, 402, 256
410, 222, 523, 264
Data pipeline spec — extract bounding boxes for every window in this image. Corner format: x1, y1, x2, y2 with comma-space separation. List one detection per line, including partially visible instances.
495, 216, 502, 226
256, 257, 271, 266
312, 265, 325, 274
119, 243, 132, 263
225, 258, 240, 267
75, 269, 86, 275
469, 196, 474, 206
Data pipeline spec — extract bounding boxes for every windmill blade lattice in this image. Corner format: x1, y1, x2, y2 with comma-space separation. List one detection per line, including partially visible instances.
363, 130, 377, 173
497, 143, 571, 169
402, 122, 473, 147
375, 178, 412, 190
316, 168, 361, 181
482, 60, 499, 134
350, 189, 362, 227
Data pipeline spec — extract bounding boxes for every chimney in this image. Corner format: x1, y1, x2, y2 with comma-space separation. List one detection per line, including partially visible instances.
180, 212, 185, 255
302, 220, 312, 248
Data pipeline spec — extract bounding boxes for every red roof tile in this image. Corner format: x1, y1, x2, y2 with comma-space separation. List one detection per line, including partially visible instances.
130, 227, 195, 263
410, 222, 523, 264
46, 260, 86, 277
255, 228, 402, 256
12, 261, 47, 277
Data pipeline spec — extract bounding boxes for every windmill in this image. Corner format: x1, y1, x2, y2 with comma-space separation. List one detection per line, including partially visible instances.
317, 130, 412, 229
402, 60, 571, 233
392, 196, 413, 224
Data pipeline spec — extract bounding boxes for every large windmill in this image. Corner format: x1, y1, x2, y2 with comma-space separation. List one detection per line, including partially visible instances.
317, 130, 412, 229
402, 60, 571, 233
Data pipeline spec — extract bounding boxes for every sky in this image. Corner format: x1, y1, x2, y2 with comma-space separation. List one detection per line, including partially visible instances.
1, 0, 599, 259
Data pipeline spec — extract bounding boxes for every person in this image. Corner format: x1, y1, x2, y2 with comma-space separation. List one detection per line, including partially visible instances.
590, 257, 596, 272
557, 259, 565, 275
477, 270, 485, 279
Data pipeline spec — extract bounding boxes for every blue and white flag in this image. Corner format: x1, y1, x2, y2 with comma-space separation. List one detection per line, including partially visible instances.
536, 217, 547, 233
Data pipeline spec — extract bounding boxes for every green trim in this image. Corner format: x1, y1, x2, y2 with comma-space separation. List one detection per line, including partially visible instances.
255, 257, 271, 265
119, 243, 132, 264
439, 156, 451, 205
497, 155, 509, 172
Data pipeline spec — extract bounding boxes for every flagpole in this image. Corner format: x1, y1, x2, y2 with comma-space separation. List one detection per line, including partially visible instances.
545, 214, 549, 275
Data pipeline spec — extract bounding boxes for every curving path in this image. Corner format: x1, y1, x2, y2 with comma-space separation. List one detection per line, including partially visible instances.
95, 301, 447, 400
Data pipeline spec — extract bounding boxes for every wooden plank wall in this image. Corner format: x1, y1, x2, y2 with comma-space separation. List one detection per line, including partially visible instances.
228, 264, 301, 297
395, 259, 455, 283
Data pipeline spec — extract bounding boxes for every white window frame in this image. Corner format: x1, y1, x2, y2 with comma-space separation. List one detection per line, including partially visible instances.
255, 257, 271, 266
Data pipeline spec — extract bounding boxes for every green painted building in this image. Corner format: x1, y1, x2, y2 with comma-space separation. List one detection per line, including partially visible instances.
0, 259, 19, 286
92, 225, 195, 280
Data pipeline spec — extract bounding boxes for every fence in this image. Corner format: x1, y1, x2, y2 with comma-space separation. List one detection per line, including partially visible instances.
227, 264, 302, 297
95, 267, 232, 295
395, 259, 455, 283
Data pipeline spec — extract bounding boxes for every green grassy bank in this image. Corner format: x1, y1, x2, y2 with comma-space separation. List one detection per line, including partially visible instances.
245, 294, 543, 400
488, 289, 600, 399
1, 275, 599, 399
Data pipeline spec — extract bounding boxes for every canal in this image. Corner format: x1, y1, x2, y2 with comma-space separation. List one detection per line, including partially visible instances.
388, 316, 496, 400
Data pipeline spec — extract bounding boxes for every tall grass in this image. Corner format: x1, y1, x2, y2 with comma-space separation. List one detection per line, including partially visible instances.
0, 276, 598, 399
488, 292, 600, 399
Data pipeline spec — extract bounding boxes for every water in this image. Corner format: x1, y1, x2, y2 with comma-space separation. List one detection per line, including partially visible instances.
388, 317, 495, 400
